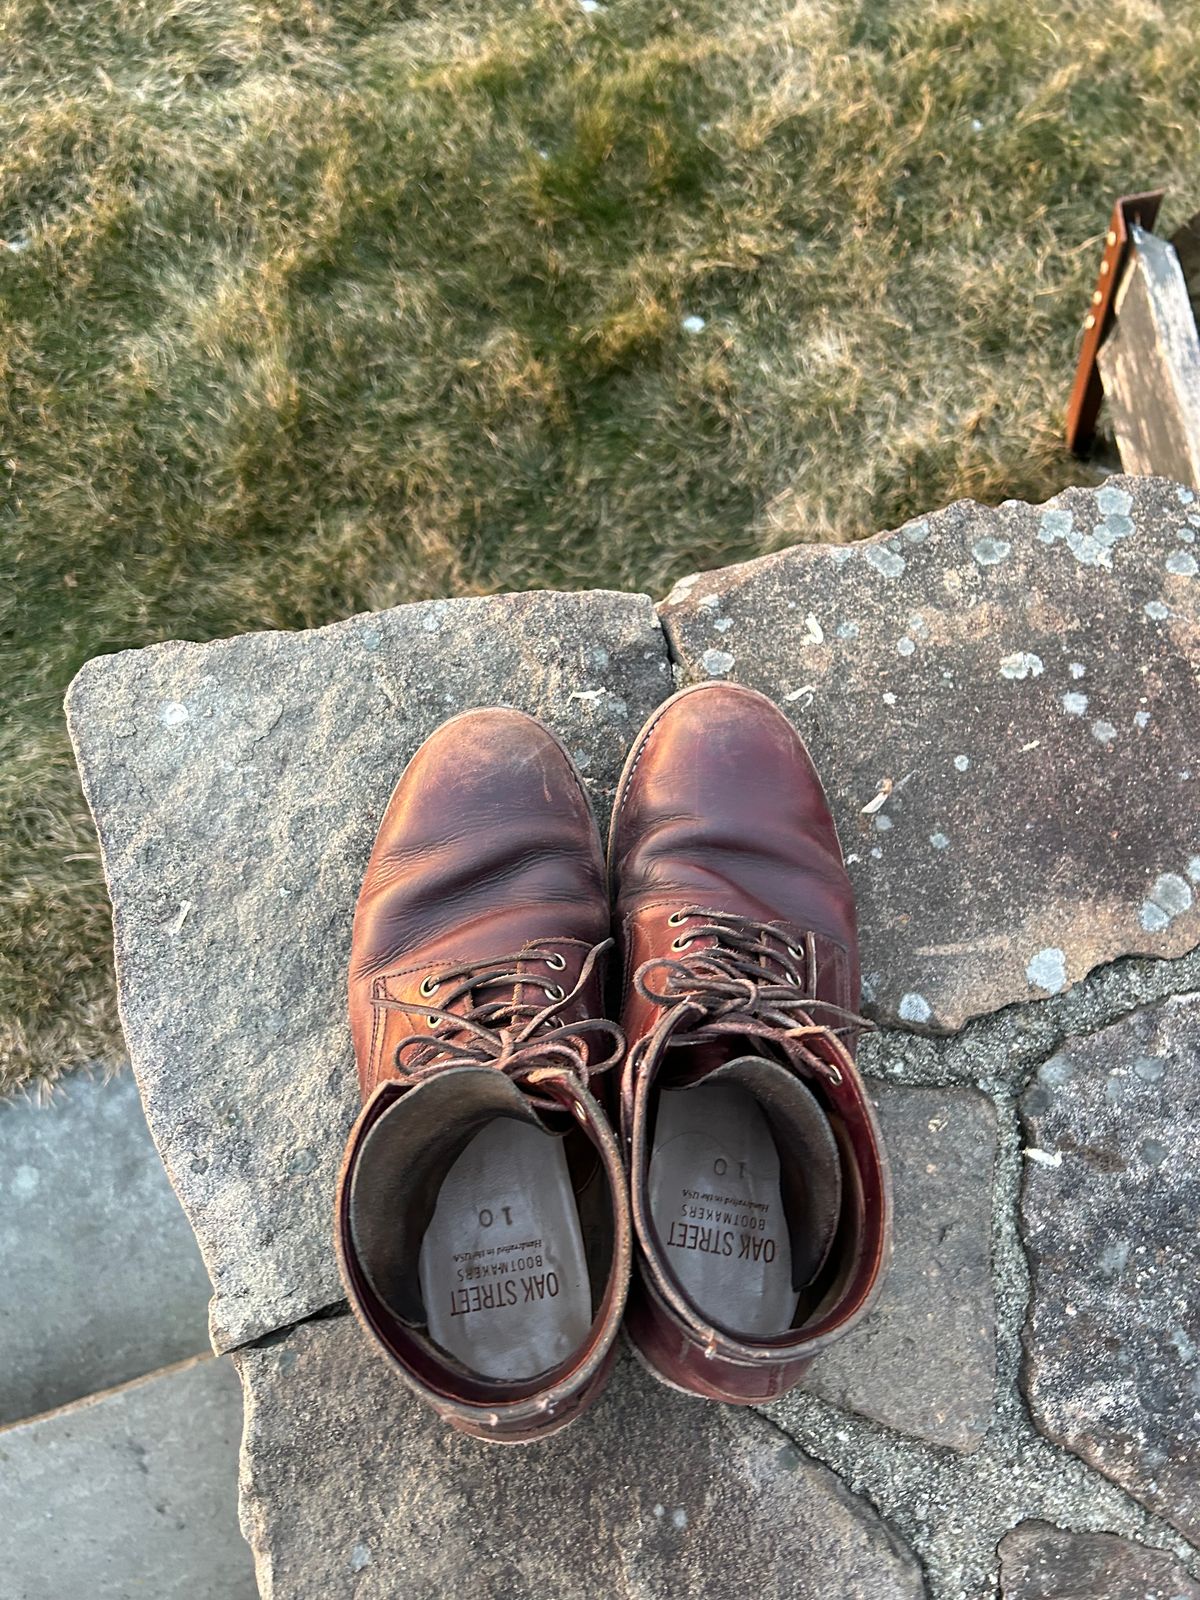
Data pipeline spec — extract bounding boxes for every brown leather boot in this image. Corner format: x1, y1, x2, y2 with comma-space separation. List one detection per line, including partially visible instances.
336, 708, 630, 1442
608, 683, 891, 1404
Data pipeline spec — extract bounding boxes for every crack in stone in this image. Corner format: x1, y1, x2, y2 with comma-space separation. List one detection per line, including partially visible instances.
758, 1078, 1200, 1598
236, 1298, 351, 1355
860, 938, 1200, 1094
748, 1402, 934, 1594
989, 1088, 1199, 1559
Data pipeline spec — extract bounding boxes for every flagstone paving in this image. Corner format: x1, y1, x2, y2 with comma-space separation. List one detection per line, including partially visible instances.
1021, 995, 1200, 1544
661, 476, 1200, 1033
63, 476, 1200, 1597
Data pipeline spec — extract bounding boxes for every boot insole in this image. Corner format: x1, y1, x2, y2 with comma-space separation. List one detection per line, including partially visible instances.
418, 1118, 591, 1382
649, 1085, 800, 1338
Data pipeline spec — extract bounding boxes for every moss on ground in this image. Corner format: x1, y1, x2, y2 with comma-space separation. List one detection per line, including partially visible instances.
3, 0, 1199, 1090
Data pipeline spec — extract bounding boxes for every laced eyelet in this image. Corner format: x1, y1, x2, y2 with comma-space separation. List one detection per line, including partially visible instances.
419, 975, 439, 998
545, 983, 565, 1001
546, 951, 566, 971
671, 935, 693, 952
667, 910, 689, 927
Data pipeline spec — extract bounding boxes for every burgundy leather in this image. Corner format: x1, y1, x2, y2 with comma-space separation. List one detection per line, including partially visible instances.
335, 708, 631, 1442
609, 683, 892, 1404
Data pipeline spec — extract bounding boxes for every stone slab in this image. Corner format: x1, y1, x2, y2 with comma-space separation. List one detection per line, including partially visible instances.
235, 1314, 926, 1600
66, 590, 670, 1353
1020, 993, 1200, 1543
999, 1519, 1200, 1599
0, 1355, 255, 1600
0, 1070, 212, 1426
660, 475, 1200, 1032
793, 1081, 996, 1450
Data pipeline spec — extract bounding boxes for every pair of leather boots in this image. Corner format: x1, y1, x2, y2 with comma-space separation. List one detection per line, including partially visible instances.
335, 683, 891, 1443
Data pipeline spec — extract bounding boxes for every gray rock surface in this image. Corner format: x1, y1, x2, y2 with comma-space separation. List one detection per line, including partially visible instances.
661, 476, 1200, 1032
0, 1070, 211, 1426
63, 493, 1200, 1599
800, 1082, 996, 1451
235, 1315, 926, 1600
0, 1355, 255, 1600
1020, 993, 1200, 1543
66, 590, 669, 1353
999, 1519, 1200, 1599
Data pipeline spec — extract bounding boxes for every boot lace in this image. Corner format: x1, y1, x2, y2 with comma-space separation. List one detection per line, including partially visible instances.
630, 909, 870, 1084
377, 937, 624, 1094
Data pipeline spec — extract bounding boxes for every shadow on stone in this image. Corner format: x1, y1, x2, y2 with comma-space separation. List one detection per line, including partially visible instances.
235, 1319, 926, 1599
788, 1081, 997, 1451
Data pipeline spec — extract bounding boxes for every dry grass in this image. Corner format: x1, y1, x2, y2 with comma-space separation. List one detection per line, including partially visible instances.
3, 0, 1199, 1091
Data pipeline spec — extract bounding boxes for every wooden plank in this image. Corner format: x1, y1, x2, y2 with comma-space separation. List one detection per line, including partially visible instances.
1065, 191, 1162, 455
1096, 226, 1200, 487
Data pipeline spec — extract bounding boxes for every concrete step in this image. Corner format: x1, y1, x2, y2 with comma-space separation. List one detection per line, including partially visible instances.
0, 1069, 212, 1426
0, 1354, 256, 1600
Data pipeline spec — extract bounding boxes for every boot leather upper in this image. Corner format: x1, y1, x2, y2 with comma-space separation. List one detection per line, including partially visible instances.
610, 683, 891, 1397
337, 708, 630, 1442
349, 708, 612, 1096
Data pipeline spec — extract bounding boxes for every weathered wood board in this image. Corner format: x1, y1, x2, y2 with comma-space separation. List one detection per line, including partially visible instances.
1097, 225, 1200, 488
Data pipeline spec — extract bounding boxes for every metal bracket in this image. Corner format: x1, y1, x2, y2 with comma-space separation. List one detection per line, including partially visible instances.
1065, 190, 1163, 456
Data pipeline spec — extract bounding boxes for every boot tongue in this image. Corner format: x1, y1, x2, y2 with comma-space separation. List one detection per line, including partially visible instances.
680, 1052, 843, 1291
